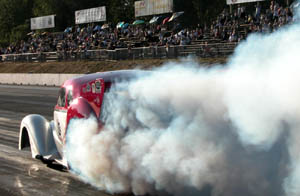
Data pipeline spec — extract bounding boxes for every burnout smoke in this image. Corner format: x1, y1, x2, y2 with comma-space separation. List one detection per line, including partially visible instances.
66, 5, 300, 196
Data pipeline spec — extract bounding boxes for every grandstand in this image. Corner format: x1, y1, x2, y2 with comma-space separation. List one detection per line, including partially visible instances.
0, 0, 296, 62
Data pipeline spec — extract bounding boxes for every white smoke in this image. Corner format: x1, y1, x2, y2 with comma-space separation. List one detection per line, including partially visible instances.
65, 4, 300, 196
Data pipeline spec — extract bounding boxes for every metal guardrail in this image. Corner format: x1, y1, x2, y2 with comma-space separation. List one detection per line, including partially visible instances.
0, 43, 238, 63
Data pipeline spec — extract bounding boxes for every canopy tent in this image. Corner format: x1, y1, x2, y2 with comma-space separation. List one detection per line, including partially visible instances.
168, 11, 184, 22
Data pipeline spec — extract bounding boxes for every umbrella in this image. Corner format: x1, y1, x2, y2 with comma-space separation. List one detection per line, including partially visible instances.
168, 11, 184, 22
149, 16, 160, 24
162, 17, 170, 25
101, 24, 109, 29
27, 32, 34, 36
122, 23, 129, 29
117, 22, 124, 28
64, 27, 72, 33
132, 20, 145, 25
93, 25, 101, 31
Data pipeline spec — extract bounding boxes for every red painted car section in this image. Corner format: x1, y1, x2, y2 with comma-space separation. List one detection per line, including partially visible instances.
54, 70, 145, 144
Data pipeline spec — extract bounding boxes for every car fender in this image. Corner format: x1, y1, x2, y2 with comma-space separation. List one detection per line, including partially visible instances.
19, 114, 60, 160
66, 97, 96, 126
64, 97, 98, 140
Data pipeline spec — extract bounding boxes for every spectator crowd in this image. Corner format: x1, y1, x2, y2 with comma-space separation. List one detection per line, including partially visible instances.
210, 0, 294, 42
0, 0, 296, 56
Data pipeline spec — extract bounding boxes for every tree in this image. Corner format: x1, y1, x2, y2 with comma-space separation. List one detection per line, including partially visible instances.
32, 0, 68, 31
174, 0, 226, 27
107, 0, 135, 24
32, 0, 110, 30
0, 0, 32, 46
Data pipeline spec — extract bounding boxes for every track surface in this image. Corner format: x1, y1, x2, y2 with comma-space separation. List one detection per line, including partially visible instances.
0, 85, 123, 196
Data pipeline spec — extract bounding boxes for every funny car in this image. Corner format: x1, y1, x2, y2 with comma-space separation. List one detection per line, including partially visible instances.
18, 70, 143, 167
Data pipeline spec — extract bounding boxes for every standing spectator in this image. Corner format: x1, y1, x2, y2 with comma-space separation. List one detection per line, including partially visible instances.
255, 3, 262, 21
165, 42, 169, 58
229, 30, 237, 42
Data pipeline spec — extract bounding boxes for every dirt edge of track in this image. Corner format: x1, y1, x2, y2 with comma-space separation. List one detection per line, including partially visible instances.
0, 58, 226, 74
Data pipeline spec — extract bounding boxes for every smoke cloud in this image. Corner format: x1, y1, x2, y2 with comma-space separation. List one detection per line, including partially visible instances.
65, 4, 300, 196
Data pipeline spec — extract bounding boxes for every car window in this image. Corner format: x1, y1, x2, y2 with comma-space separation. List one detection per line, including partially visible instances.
67, 90, 73, 106
57, 88, 66, 107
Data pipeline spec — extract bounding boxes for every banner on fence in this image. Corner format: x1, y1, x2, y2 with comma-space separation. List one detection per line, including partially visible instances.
31, 15, 55, 30
226, 0, 265, 4
135, 0, 173, 17
75, 6, 106, 24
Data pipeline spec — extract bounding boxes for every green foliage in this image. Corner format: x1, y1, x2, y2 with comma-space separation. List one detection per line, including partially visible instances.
10, 23, 30, 43
0, 0, 32, 46
32, 0, 109, 30
174, 0, 226, 27
107, 0, 135, 24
